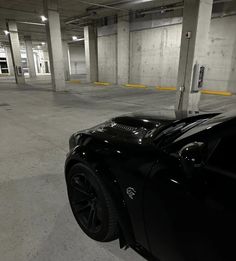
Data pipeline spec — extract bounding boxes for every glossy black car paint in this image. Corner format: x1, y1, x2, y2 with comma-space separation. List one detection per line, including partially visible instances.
65, 110, 236, 261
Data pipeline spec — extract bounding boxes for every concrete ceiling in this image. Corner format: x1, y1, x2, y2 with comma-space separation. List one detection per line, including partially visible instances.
0, 0, 183, 44
0, 0, 235, 46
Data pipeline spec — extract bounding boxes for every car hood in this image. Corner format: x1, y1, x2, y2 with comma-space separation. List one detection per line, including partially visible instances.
75, 111, 176, 146
76, 110, 217, 147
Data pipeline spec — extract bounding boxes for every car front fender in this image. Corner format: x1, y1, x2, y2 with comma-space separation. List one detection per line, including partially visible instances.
65, 145, 136, 247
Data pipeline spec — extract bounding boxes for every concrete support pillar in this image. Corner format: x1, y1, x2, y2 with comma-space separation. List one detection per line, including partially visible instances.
84, 25, 98, 82
175, 0, 213, 117
6, 20, 25, 84
24, 36, 36, 78
62, 41, 70, 81
117, 12, 130, 85
44, 0, 65, 91
5, 46, 14, 76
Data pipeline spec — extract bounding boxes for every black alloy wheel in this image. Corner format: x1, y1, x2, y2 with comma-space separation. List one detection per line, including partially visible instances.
67, 163, 118, 242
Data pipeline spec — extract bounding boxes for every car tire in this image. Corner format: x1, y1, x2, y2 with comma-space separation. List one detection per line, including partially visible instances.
67, 163, 118, 242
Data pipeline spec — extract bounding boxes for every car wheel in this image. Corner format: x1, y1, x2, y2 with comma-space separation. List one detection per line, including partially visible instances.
67, 163, 118, 242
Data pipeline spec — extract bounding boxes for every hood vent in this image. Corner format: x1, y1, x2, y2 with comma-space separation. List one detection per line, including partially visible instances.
114, 123, 137, 132
111, 122, 148, 136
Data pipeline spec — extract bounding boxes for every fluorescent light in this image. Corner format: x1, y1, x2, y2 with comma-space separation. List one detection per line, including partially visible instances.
40, 15, 47, 22
37, 45, 41, 49
77, 38, 84, 42
4, 30, 9, 35
41, 42, 46, 45
72, 36, 84, 42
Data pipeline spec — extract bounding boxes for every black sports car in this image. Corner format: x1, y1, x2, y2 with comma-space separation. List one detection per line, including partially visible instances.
65, 110, 236, 261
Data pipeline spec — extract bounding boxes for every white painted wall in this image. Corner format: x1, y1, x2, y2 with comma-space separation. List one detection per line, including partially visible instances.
97, 34, 117, 83
69, 45, 86, 75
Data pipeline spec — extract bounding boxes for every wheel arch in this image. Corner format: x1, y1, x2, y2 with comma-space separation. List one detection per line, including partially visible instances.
65, 147, 136, 247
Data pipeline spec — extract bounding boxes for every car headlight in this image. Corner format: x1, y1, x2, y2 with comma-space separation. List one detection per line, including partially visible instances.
68, 120, 112, 151
69, 134, 76, 151
69, 133, 81, 151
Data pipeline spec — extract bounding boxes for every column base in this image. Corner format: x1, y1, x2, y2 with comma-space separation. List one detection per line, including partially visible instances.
175, 91, 201, 118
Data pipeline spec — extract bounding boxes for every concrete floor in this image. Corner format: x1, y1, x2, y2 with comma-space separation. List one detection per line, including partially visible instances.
0, 76, 236, 261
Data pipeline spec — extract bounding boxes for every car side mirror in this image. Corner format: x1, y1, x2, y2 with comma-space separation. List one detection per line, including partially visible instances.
179, 142, 205, 175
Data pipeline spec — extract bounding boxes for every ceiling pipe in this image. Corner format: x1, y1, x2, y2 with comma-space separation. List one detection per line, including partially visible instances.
75, 0, 127, 11
87, 0, 136, 11
17, 21, 45, 26
65, 20, 92, 27
139, 0, 232, 16
85, 0, 232, 12
86, 0, 170, 12
0, 6, 38, 15
65, 0, 233, 25
214, 0, 233, 3
18, 30, 46, 34
65, 1, 182, 24
85, 0, 182, 12
65, 15, 93, 24
65, 0, 130, 24
140, 4, 183, 15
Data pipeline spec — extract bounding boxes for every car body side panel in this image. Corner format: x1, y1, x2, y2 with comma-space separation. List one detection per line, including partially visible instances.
143, 155, 188, 261
105, 146, 156, 250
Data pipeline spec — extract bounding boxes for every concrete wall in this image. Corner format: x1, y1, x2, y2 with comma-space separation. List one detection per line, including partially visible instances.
69, 45, 86, 75
204, 16, 236, 92
130, 24, 181, 87
129, 15, 236, 91
97, 34, 117, 83
96, 14, 236, 92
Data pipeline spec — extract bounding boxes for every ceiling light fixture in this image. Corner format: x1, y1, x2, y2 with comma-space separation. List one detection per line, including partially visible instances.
72, 36, 84, 42
41, 42, 46, 45
4, 30, 10, 35
40, 15, 47, 22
